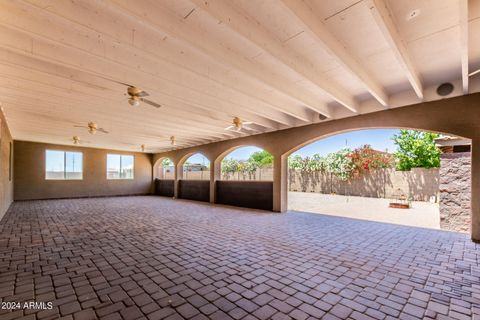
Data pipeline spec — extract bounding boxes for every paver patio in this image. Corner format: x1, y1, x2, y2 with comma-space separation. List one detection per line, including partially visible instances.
0, 196, 479, 320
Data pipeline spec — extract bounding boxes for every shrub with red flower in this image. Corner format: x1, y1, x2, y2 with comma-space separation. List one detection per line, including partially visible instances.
347, 144, 393, 178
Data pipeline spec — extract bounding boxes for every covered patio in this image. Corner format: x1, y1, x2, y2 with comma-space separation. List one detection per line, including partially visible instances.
1, 0, 480, 319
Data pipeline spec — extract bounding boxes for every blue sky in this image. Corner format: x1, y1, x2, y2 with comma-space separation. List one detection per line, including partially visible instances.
184, 129, 401, 163
291, 128, 400, 158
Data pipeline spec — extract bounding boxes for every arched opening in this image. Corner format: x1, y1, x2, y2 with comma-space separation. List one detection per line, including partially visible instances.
153, 157, 175, 197
215, 146, 274, 210
219, 146, 273, 181
177, 153, 211, 202
182, 153, 210, 180
153, 157, 175, 179
285, 128, 471, 232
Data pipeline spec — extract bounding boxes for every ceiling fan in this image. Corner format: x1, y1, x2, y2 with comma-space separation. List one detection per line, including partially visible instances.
225, 117, 254, 132
126, 86, 162, 108
72, 136, 90, 145
170, 136, 176, 146
74, 121, 109, 135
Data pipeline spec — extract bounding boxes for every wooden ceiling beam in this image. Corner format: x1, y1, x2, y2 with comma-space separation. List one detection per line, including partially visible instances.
365, 0, 423, 99
281, 0, 390, 107
189, 0, 359, 114
459, 0, 469, 94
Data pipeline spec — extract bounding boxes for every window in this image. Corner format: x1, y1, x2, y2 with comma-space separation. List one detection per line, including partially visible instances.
45, 150, 83, 180
107, 154, 134, 179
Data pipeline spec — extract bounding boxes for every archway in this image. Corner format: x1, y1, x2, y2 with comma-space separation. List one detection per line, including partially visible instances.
153, 157, 175, 180
176, 153, 211, 202
214, 146, 274, 210
285, 128, 471, 232
153, 157, 175, 197
219, 146, 273, 181
181, 153, 210, 181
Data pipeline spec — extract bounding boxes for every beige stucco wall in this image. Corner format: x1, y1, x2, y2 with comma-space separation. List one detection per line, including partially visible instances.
14, 141, 153, 200
0, 109, 13, 219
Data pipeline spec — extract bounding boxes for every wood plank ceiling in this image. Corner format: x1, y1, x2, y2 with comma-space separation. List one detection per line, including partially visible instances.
0, 0, 479, 152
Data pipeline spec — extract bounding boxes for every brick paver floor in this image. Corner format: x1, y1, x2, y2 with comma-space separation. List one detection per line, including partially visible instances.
0, 196, 479, 320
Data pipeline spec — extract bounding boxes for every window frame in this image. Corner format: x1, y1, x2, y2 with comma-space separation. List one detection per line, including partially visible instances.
106, 154, 135, 180
45, 150, 84, 180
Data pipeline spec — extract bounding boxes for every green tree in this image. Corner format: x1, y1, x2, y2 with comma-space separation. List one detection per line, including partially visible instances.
249, 150, 273, 168
392, 130, 440, 171
221, 158, 239, 179
161, 158, 172, 166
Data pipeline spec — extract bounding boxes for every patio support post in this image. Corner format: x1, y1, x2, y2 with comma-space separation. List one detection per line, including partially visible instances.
472, 137, 480, 242
174, 162, 182, 199
210, 160, 220, 203
273, 154, 288, 212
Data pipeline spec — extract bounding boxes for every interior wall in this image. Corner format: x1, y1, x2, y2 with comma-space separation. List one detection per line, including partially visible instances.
0, 109, 13, 219
14, 141, 153, 200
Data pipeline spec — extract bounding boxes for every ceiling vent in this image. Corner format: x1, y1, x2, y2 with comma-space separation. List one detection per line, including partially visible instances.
318, 114, 328, 121
436, 83, 454, 96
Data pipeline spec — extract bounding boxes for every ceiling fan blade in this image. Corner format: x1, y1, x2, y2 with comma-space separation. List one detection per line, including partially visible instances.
140, 98, 162, 108
97, 75, 133, 87
224, 125, 234, 131
97, 128, 109, 134
73, 125, 87, 128
243, 121, 253, 125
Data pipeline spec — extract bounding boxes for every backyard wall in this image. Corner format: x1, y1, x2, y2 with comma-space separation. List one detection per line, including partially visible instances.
288, 168, 440, 202
439, 152, 471, 232
0, 109, 13, 220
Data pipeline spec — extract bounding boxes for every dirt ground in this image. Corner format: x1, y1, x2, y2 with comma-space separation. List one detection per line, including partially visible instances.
288, 192, 440, 229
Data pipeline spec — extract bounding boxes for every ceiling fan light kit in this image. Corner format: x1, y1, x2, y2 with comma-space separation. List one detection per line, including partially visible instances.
225, 117, 254, 132
128, 97, 140, 107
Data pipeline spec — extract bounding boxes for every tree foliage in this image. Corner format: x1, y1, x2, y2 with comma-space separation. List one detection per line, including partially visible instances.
161, 158, 173, 166
324, 148, 353, 181
392, 130, 440, 171
221, 150, 273, 179
348, 145, 393, 177
249, 150, 273, 168
288, 145, 393, 181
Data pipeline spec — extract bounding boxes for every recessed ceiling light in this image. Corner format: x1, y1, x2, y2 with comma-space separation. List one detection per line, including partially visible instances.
406, 9, 420, 21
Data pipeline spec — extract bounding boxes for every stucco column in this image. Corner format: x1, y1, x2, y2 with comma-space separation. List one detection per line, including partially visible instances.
273, 154, 288, 212
471, 137, 480, 242
174, 163, 182, 199
210, 160, 221, 203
